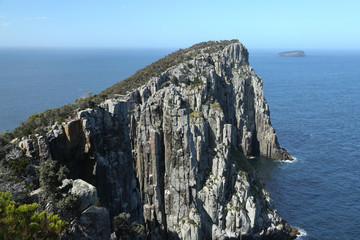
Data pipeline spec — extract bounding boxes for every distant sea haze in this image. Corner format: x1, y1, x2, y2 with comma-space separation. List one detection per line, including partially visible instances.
1, 48, 360, 239
0, 48, 172, 132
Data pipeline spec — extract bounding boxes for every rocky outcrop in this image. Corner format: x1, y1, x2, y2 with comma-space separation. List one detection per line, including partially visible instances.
66, 179, 98, 212
277, 51, 305, 57
63, 206, 111, 240
17, 41, 296, 239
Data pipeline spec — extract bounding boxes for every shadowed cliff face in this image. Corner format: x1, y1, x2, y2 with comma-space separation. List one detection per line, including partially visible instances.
20, 42, 296, 239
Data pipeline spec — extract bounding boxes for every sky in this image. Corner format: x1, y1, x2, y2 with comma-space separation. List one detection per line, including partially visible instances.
0, 0, 359, 49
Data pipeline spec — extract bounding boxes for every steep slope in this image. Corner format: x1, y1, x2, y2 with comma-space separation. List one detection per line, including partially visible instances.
13, 40, 297, 239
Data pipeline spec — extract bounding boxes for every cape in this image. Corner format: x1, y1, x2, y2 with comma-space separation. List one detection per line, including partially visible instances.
3, 40, 298, 239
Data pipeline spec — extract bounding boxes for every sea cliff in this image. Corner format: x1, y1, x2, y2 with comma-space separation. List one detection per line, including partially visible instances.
1, 40, 297, 239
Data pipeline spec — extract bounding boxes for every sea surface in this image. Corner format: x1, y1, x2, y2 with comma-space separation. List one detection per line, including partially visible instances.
1, 48, 359, 239
250, 50, 360, 240
0, 48, 171, 131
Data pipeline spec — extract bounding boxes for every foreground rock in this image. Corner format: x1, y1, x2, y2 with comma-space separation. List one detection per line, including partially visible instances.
62, 206, 111, 240
69, 179, 98, 212
15, 40, 297, 239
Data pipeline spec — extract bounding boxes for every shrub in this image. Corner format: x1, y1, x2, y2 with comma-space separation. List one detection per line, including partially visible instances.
11, 95, 105, 139
0, 131, 12, 160
7, 156, 30, 177
39, 157, 62, 200
39, 157, 79, 216
190, 110, 204, 124
114, 213, 145, 239
210, 100, 222, 113
0, 192, 68, 240
56, 194, 80, 214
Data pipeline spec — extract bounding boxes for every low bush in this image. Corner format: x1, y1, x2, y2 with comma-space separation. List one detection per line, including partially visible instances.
114, 213, 145, 239
0, 192, 68, 240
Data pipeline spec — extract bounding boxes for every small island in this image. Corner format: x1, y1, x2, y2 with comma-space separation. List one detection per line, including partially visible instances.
277, 50, 305, 57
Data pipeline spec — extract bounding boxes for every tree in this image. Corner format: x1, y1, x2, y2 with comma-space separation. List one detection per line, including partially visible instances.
0, 192, 68, 239
39, 157, 79, 218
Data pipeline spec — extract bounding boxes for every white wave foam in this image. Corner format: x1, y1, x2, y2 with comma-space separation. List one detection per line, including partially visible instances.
285, 157, 297, 163
296, 227, 307, 239
275, 156, 297, 163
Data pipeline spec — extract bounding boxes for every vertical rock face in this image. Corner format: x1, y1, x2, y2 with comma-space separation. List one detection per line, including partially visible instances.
23, 41, 296, 239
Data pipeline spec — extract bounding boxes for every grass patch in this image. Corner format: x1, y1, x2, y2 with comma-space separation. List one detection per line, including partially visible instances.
190, 110, 204, 124
210, 100, 222, 113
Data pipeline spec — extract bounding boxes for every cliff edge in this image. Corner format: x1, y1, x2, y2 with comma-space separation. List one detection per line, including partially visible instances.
4, 40, 297, 239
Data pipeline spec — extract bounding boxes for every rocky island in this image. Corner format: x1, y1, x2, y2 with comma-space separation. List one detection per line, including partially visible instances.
277, 51, 305, 57
0, 40, 298, 239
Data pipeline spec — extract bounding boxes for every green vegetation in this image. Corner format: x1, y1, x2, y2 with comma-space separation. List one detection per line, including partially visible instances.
0, 192, 68, 240
189, 110, 204, 124
262, 189, 271, 198
39, 157, 79, 217
7, 156, 30, 177
210, 100, 222, 113
11, 96, 104, 139
114, 213, 145, 239
179, 217, 198, 226
0, 131, 12, 160
240, 62, 250, 79
226, 203, 244, 212
240, 61, 249, 69
186, 76, 204, 90
0, 131, 32, 178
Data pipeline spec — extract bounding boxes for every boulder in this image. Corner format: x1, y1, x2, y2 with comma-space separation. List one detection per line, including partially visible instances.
63, 206, 110, 240
67, 179, 98, 212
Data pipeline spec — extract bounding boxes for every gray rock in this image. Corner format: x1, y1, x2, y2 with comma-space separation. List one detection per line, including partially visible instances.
69, 179, 98, 212
30, 41, 296, 239
63, 206, 111, 240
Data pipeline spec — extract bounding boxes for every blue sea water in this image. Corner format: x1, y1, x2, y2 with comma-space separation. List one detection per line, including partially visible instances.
0, 48, 171, 132
1, 48, 360, 239
249, 50, 360, 240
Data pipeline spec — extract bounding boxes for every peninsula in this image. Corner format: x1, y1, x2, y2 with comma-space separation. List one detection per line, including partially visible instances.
0, 40, 298, 239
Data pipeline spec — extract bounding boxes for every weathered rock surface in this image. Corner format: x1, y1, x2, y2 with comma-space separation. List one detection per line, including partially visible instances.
67, 179, 98, 212
18, 41, 297, 239
62, 206, 111, 240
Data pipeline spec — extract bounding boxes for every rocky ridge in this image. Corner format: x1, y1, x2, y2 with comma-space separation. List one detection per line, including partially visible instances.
15, 40, 297, 239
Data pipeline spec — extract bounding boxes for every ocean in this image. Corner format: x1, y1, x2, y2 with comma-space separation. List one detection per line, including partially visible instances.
1, 48, 359, 239
0, 48, 171, 132
250, 50, 360, 240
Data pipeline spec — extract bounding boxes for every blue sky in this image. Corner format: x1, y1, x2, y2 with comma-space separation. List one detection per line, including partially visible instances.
0, 0, 359, 49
